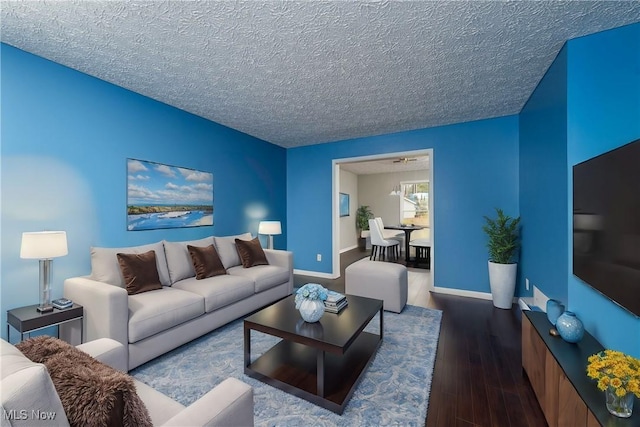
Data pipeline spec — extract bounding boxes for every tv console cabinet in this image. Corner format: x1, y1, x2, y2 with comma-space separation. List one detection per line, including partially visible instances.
522, 311, 639, 426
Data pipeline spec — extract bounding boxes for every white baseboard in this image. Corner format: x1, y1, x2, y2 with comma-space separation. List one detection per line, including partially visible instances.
339, 245, 359, 254
432, 286, 493, 301
293, 269, 339, 279
518, 288, 551, 312
519, 297, 533, 311
433, 286, 527, 308
533, 286, 550, 311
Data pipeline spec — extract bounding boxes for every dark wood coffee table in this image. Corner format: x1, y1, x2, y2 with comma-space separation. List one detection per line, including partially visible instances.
244, 294, 383, 414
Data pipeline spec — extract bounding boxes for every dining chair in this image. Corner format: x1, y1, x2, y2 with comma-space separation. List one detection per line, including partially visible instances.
409, 238, 431, 269
369, 219, 399, 261
375, 217, 404, 254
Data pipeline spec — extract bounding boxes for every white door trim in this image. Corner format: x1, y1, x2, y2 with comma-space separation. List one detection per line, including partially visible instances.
332, 148, 434, 289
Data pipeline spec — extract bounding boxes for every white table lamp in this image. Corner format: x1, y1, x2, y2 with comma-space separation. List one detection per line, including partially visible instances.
258, 221, 281, 249
20, 231, 68, 313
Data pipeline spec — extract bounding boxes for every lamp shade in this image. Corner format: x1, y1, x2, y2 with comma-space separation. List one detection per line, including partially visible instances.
20, 231, 68, 259
258, 221, 282, 235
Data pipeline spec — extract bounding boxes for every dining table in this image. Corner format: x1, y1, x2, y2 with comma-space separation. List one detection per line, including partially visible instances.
384, 224, 425, 266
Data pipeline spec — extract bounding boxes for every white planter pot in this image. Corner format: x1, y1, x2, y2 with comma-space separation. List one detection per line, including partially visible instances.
488, 261, 517, 309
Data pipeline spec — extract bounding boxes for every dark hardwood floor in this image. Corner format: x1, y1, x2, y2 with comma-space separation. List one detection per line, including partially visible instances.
426, 293, 546, 427
294, 248, 546, 427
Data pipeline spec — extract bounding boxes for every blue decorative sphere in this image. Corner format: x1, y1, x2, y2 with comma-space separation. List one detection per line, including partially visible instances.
556, 311, 584, 343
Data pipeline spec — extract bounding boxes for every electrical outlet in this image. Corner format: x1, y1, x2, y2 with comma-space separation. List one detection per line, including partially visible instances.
525, 278, 530, 291
316, 254, 322, 262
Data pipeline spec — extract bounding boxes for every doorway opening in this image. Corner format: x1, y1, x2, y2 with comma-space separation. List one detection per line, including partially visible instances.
398, 180, 430, 241
332, 148, 434, 285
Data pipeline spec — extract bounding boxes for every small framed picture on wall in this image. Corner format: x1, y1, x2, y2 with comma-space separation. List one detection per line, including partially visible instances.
339, 193, 350, 217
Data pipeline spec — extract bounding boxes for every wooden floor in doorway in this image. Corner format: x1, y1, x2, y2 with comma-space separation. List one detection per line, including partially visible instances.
293, 248, 546, 427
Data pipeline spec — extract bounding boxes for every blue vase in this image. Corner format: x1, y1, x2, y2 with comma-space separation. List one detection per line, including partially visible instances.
556, 311, 584, 343
546, 299, 565, 325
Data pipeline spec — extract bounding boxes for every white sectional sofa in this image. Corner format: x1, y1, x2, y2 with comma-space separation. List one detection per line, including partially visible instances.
63, 233, 293, 370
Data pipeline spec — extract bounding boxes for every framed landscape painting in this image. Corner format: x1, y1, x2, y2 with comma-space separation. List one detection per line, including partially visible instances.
127, 158, 213, 231
339, 193, 350, 217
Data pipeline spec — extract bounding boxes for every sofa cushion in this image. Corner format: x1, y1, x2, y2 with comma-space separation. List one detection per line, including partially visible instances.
163, 237, 214, 284
91, 241, 171, 288
1, 339, 70, 426
128, 287, 204, 343
227, 264, 290, 293
214, 233, 252, 269
235, 237, 269, 268
117, 251, 163, 295
173, 275, 255, 312
16, 336, 152, 427
187, 244, 227, 280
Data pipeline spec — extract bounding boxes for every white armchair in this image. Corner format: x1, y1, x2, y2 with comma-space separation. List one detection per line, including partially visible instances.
1, 338, 254, 427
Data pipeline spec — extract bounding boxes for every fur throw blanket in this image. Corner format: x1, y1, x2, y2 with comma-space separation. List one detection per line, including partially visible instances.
17, 336, 152, 427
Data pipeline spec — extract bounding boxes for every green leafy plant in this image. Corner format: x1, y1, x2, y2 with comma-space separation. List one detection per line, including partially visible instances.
356, 205, 374, 231
482, 208, 521, 264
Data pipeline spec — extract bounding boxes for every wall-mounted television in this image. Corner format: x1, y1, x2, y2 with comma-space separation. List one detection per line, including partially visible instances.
573, 138, 640, 317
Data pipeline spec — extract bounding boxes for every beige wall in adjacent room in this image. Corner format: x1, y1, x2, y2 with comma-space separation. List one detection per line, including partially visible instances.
339, 169, 358, 251
358, 169, 428, 229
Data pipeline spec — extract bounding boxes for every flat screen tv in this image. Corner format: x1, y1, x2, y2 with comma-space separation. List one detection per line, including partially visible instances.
573, 138, 640, 318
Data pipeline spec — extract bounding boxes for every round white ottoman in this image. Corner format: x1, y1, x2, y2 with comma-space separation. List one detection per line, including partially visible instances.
345, 259, 408, 313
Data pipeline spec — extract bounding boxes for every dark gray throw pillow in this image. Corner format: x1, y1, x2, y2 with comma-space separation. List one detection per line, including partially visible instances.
235, 237, 269, 268
116, 250, 163, 295
188, 244, 227, 279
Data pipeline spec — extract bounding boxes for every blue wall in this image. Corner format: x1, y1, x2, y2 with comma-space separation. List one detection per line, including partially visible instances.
288, 116, 520, 294
566, 23, 640, 357
519, 46, 569, 302
4, 21, 638, 357
1, 44, 286, 341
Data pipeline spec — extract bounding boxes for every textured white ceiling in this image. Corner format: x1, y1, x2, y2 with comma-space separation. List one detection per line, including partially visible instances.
2, 1, 639, 148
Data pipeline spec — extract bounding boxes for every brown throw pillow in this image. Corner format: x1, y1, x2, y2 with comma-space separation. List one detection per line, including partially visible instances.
116, 250, 163, 295
235, 237, 269, 268
17, 336, 152, 427
187, 244, 227, 279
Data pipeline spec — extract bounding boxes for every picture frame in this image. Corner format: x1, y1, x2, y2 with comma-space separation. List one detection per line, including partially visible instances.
339, 192, 350, 217
126, 158, 213, 230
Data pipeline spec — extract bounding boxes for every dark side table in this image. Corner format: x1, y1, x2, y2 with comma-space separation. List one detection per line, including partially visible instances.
7, 304, 83, 344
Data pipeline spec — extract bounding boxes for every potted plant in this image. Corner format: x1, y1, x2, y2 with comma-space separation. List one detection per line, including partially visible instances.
356, 205, 374, 248
482, 208, 521, 309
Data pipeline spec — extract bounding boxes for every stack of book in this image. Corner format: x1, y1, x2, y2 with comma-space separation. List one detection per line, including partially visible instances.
324, 291, 348, 313
52, 298, 73, 310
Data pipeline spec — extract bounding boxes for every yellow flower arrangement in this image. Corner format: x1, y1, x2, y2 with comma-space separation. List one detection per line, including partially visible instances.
586, 349, 640, 398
